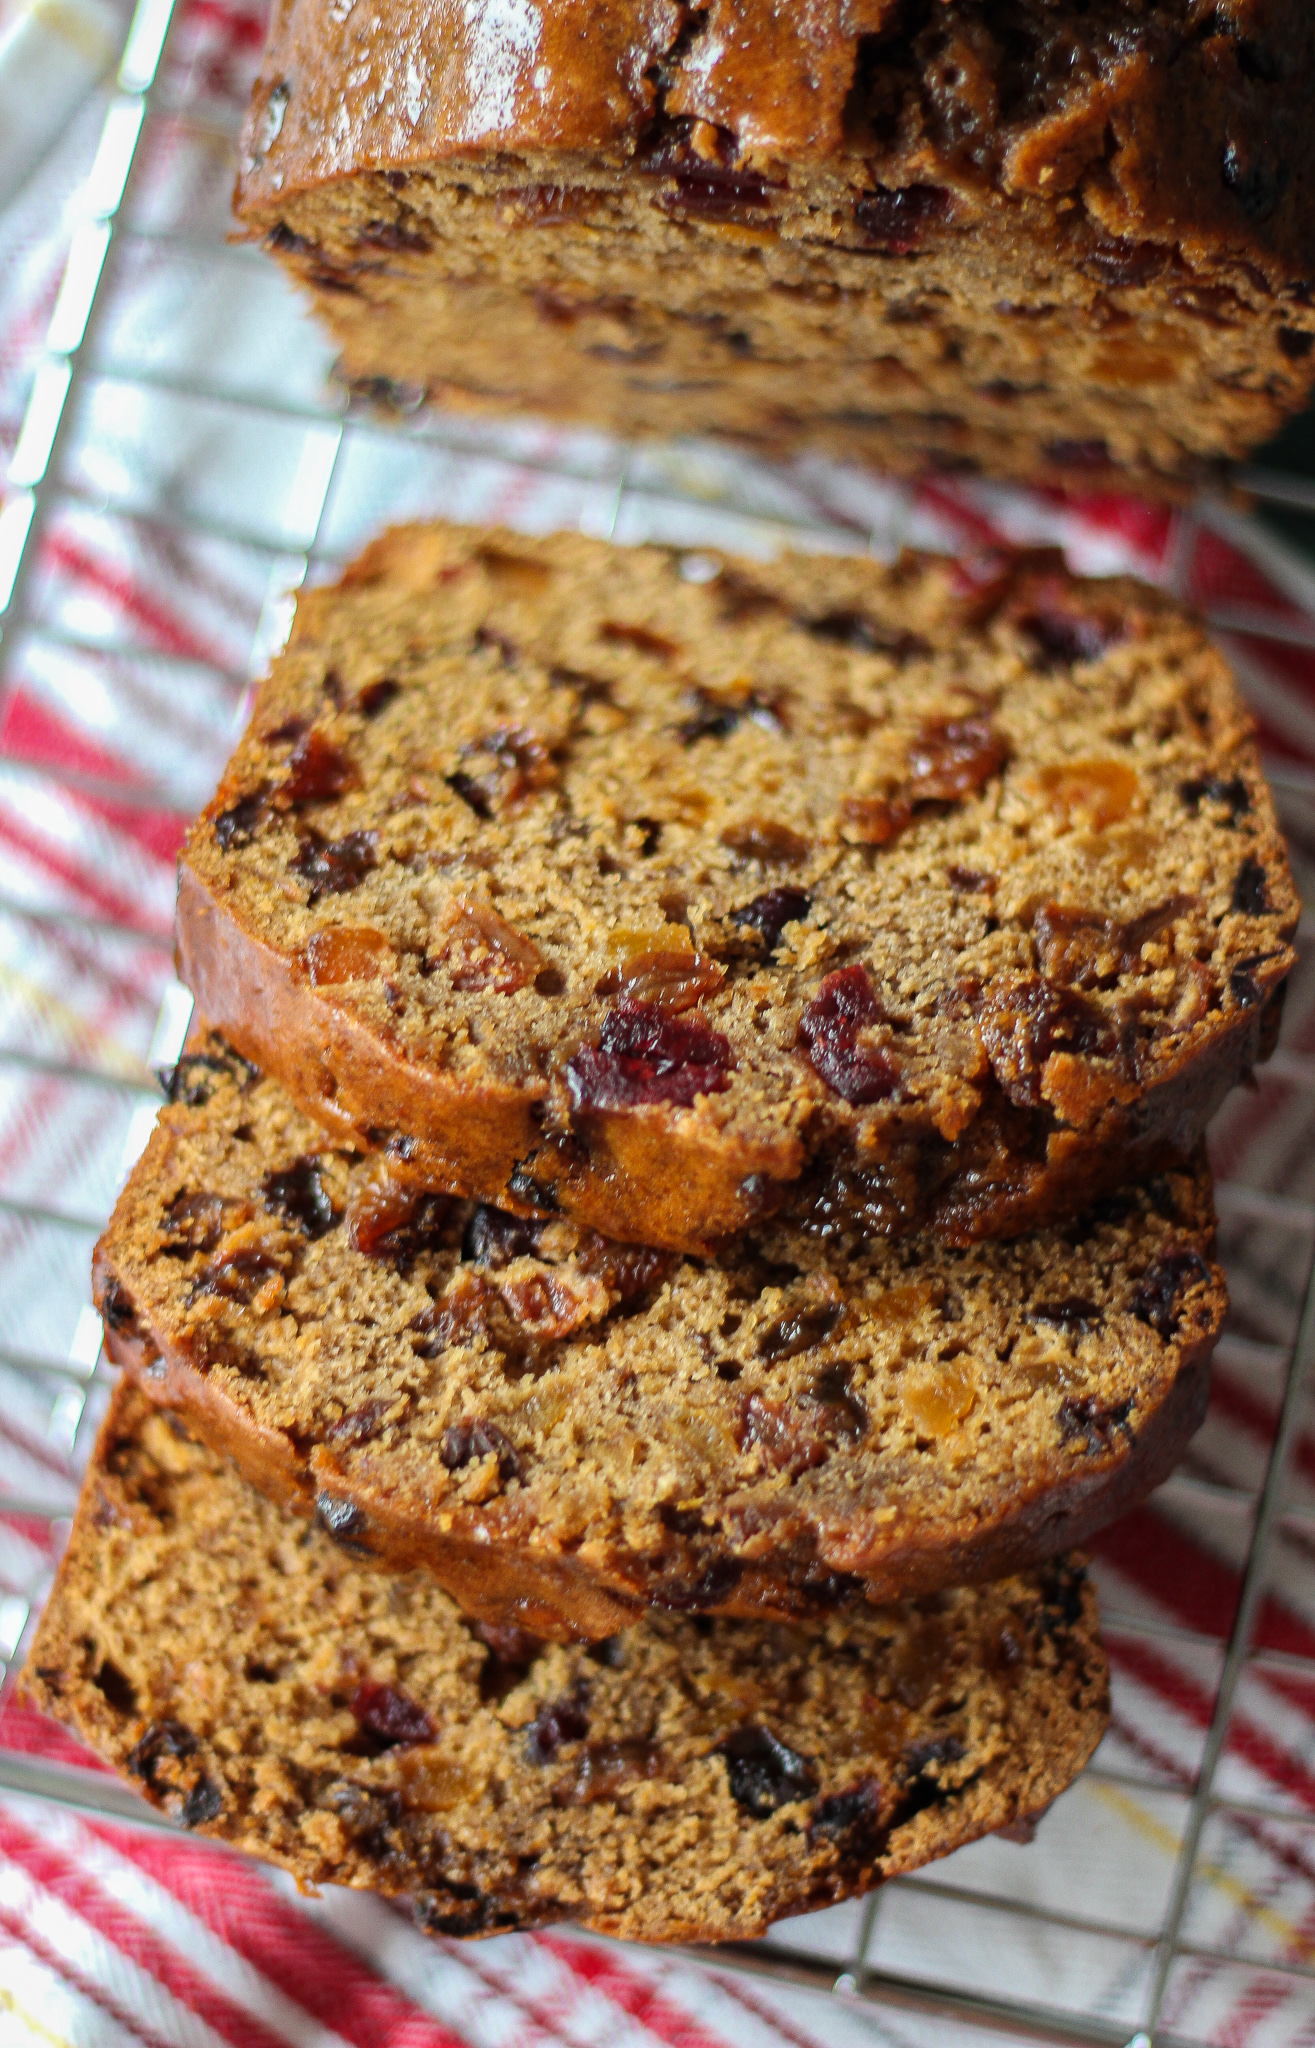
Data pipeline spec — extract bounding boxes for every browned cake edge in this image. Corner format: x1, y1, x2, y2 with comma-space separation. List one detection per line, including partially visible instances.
20, 1383, 1110, 1942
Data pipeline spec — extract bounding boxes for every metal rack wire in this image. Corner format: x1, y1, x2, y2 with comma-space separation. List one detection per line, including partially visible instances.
3, 0, 1315, 2039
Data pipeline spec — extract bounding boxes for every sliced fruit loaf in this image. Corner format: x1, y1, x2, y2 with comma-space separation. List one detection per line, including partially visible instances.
176, 523, 1296, 1255
95, 1028, 1223, 1643
22, 1383, 1108, 1943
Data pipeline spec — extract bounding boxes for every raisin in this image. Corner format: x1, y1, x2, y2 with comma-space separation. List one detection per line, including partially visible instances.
803, 610, 929, 660
757, 1301, 844, 1363
1132, 1250, 1212, 1339
896, 1735, 966, 1820
737, 1368, 865, 1476
1058, 1395, 1133, 1452
654, 1557, 743, 1611
1033, 1298, 1102, 1335
1046, 438, 1112, 470
409, 1271, 506, 1359
566, 999, 735, 1111
840, 716, 1007, 846
797, 966, 900, 1106
435, 901, 543, 994
1033, 897, 1193, 990
355, 216, 432, 252
506, 1162, 559, 1211
441, 1418, 521, 1482
678, 686, 787, 744
450, 725, 557, 816
948, 865, 994, 892
573, 1232, 674, 1306
551, 1738, 663, 1806
808, 1776, 884, 1847
717, 1726, 817, 1817
213, 788, 267, 849
720, 820, 810, 864
972, 977, 1115, 1110
445, 769, 494, 819
350, 1680, 436, 1749
599, 620, 680, 659
346, 1178, 454, 1274
1180, 775, 1250, 822
160, 1191, 226, 1257
1279, 327, 1314, 361
525, 1684, 589, 1764
263, 714, 309, 744
852, 183, 950, 254
1231, 858, 1269, 915
279, 728, 360, 805
1019, 607, 1121, 669
127, 1719, 198, 1779
594, 950, 724, 1011
261, 1155, 338, 1238
158, 1048, 259, 1106
92, 1660, 137, 1712
315, 1492, 372, 1550
357, 678, 400, 716
293, 828, 378, 904
1083, 239, 1168, 289
325, 1398, 395, 1447
187, 1246, 284, 1305
462, 1205, 546, 1267
731, 887, 811, 951
181, 1778, 223, 1827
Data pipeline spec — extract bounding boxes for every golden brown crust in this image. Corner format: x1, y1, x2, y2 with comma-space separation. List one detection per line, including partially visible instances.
22, 1384, 1109, 1942
94, 1027, 1225, 1642
175, 522, 1297, 1258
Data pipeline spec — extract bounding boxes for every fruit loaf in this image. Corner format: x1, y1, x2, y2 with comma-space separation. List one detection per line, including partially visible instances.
176, 522, 1296, 1255
94, 1027, 1223, 1642
22, 1383, 1109, 1942
233, 0, 1315, 492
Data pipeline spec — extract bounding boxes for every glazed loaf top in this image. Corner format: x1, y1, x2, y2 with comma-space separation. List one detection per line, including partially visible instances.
236, 0, 1315, 282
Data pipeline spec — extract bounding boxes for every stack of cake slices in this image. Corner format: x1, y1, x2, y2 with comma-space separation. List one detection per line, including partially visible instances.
25, 522, 1299, 1943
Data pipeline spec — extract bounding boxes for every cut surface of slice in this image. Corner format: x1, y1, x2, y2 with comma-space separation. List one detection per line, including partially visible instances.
177, 523, 1296, 1254
233, 0, 1315, 491
22, 1384, 1108, 1943
95, 1029, 1223, 1642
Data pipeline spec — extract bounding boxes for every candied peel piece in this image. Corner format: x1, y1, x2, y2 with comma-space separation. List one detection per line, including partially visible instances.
303, 924, 393, 986
1035, 759, 1140, 832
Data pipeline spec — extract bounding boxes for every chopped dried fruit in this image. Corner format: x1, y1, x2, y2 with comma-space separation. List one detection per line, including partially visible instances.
599, 620, 681, 659
1036, 759, 1140, 831
594, 949, 724, 1011
720, 818, 810, 864
1232, 858, 1269, 915
573, 1233, 674, 1306
678, 686, 787, 744
852, 183, 950, 253
757, 1301, 844, 1363
303, 924, 393, 985
717, 1726, 817, 1816
409, 1269, 505, 1358
187, 1246, 285, 1306
278, 729, 360, 805
160, 1191, 227, 1257
350, 1679, 436, 1749
462, 1206, 546, 1267
840, 716, 1008, 846
262, 1156, 339, 1238
213, 789, 268, 849
731, 887, 811, 951
973, 977, 1116, 1109
1033, 1298, 1102, 1335
434, 900, 543, 994
525, 1684, 589, 1763
1058, 1396, 1133, 1452
499, 1265, 609, 1341
450, 726, 558, 815
1180, 775, 1249, 822
1033, 896, 1195, 989
902, 1356, 976, 1438
551, 1738, 663, 1806
803, 610, 929, 660
293, 829, 378, 904
357, 678, 400, 716
441, 1418, 521, 1482
1132, 1250, 1212, 1339
566, 999, 734, 1111
346, 1175, 454, 1272
798, 966, 900, 1105
808, 1776, 884, 1846
1019, 608, 1123, 669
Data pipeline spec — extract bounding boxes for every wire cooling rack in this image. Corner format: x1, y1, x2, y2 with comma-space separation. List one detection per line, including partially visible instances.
5, 1, 1315, 2041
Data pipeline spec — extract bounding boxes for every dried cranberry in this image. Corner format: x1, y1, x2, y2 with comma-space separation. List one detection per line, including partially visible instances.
717, 1726, 817, 1817
293, 828, 378, 904
1132, 1250, 1212, 1340
462, 1205, 546, 1267
798, 966, 900, 1106
350, 1680, 436, 1749
757, 1301, 844, 1363
731, 888, 811, 951
566, 999, 734, 1112
1180, 775, 1249, 822
357, 678, 400, 716
1019, 608, 1121, 669
803, 610, 929, 660
440, 1419, 521, 1481
1058, 1395, 1133, 1451
346, 1180, 453, 1274
852, 183, 950, 253
1231, 858, 1269, 915
213, 788, 267, 850
809, 1777, 884, 1848
525, 1684, 589, 1764
262, 1155, 338, 1238
678, 685, 786, 744
280, 728, 360, 805
659, 166, 778, 224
